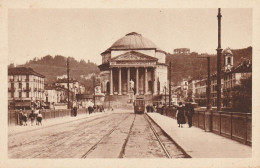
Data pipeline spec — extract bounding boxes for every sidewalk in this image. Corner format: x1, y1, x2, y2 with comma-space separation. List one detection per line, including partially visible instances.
147, 112, 252, 158
8, 112, 108, 136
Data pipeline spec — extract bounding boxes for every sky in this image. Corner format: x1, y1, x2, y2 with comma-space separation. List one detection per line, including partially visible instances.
8, 8, 252, 65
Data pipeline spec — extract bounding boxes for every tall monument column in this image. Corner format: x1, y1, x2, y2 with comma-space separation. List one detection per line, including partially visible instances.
127, 68, 130, 94
153, 67, 157, 95
145, 67, 148, 94
118, 67, 122, 95
136, 68, 139, 95
110, 68, 113, 95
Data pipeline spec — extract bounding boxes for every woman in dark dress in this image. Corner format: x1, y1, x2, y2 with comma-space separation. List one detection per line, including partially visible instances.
176, 102, 186, 128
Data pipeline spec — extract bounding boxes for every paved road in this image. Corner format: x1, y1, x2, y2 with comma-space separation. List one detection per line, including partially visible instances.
8, 112, 186, 158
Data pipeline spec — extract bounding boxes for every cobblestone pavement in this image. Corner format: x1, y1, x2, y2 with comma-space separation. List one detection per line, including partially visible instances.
8, 112, 186, 158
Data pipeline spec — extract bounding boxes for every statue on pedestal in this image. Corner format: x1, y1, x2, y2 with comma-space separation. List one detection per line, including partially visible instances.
129, 79, 134, 92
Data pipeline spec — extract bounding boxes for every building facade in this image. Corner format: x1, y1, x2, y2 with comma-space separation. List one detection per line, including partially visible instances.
174, 48, 190, 55
98, 32, 168, 98
8, 67, 45, 109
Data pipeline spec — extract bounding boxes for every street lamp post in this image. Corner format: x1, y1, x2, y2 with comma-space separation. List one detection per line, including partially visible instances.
67, 57, 70, 109
217, 8, 223, 112
93, 75, 96, 107
197, 55, 213, 110
169, 62, 172, 107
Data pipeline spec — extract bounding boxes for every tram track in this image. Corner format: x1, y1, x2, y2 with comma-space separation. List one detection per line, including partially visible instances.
145, 113, 191, 158
81, 113, 133, 158
144, 114, 171, 158
118, 114, 136, 158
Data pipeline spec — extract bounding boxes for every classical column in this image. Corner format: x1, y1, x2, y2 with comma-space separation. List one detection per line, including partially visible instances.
127, 68, 130, 94
118, 67, 122, 95
145, 67, 148, 94
153, 67, 157, 95
136, 68, 139, 95
110, 68, 113, 95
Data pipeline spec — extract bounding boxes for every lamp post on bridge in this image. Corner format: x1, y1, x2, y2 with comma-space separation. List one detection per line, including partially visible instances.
197, 55, 213, 111
217, 8, 223, 112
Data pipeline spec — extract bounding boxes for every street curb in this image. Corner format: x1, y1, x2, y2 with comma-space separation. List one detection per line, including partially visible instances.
145, 113, 192, 158
9, 112, 108, 137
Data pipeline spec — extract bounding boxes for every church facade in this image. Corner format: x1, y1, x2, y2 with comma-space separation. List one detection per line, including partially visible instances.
98, 32, 168, 98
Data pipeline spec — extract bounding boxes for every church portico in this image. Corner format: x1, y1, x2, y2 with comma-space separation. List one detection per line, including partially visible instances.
108, 66, 157, 96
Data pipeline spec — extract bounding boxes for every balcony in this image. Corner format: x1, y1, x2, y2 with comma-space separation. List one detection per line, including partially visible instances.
8, 88, 15, 92
23, 87, 31, 92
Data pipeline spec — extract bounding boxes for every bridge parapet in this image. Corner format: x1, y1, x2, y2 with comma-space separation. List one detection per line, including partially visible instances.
162, 107, 251, 146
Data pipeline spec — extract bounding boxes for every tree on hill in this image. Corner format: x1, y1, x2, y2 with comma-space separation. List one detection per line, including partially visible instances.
21, 55, 100, 91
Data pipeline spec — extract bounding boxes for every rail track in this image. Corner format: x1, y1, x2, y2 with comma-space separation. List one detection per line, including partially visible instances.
81, 113, 133, 158
145, 113, 191, 158
81, 112, 189, 158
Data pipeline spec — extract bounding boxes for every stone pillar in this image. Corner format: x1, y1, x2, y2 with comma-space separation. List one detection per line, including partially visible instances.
118, 67, 122, 95
136, 68, 139, 95
110, 68, 113, 95
145, 67, 148, 94
127, 68, 130, 94
205, 110, 213, 132
153, 67, 157, 95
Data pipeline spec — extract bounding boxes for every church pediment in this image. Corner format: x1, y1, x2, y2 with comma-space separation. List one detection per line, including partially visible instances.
110, 51, 158, 62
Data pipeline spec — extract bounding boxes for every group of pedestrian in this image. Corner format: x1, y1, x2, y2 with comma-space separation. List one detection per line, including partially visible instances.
87, 105, 105, 114
19, 108, 43, 126
146, 104, 156, 113
176, 99, 194, 128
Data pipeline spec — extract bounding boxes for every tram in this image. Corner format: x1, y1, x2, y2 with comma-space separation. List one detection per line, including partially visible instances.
134, 95, 145, 114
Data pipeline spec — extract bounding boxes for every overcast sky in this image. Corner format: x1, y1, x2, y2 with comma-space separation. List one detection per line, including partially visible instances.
8, 8, 252, 65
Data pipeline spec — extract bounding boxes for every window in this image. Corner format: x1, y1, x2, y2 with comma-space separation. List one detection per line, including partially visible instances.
19, 92, 22, 98
227, 57, 231, 64
26, 92, 29, 98
11, 92, 14, 98
19, 83, 22, 89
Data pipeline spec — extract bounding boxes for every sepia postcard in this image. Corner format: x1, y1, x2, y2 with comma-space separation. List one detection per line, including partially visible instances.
1, 0, 260, 168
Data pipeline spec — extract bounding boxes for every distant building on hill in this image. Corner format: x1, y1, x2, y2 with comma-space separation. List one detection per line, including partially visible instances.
57, 74, 67, 80
174, 48, 190, 55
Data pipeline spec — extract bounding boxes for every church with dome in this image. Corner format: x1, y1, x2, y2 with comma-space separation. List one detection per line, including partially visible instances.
98, 32, 168, 107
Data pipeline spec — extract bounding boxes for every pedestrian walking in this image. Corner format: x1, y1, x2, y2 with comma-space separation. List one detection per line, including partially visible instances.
185, 99, 194, 128
37, 111, 43, 126
18, 109, 23, 126
158, 102, 163, 115
146, 104, 150, 113
176, 102, 186, 128
34, 108, 39, 125
21, 111, 28, 126
28, 109, 36, 126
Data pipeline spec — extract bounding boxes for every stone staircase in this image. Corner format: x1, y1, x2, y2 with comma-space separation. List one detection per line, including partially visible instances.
103, 94, 158, 109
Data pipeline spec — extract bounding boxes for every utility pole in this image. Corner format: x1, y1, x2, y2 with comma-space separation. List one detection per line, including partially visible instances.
164, 85, 167, 106
169, 62, 172, 107
207, 57, 212, 110
217, 8, 223, 111
93, 75, 96, 107
67, 57, 70, 109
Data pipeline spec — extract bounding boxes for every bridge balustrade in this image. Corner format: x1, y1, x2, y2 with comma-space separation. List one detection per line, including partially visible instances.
8, 108, 90, 126
163, 108, 251, 146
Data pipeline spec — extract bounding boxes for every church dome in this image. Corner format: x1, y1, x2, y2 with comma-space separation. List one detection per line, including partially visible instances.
108, 32, 158, 51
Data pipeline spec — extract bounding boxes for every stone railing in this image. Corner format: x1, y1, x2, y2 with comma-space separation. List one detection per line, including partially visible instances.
8, 108, 89, 126
162, 107, 251, 146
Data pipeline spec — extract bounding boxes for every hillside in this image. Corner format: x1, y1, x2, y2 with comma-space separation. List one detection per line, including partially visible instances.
166, 46, 252, 85
18, 55, 100, 87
